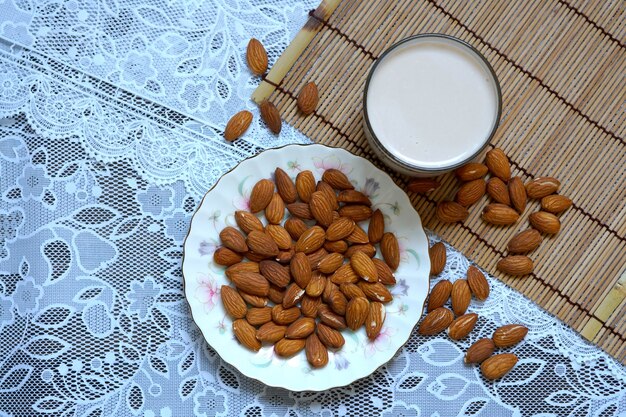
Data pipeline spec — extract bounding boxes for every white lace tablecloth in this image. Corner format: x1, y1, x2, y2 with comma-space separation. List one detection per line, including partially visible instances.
0, 1, 624, 416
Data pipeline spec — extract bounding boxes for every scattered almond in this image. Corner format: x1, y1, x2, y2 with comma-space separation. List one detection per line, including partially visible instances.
497, 255, 534, 275
373, 258, 396, 285
359, 282, 392, 303
451, 279, 471, 316
456, 179, 486, 207
310, 191, 334, 227
507, 229, 542, 253
529, 211, 561, 234
466, 266, 490, 300
493, 324, 528, 347
249, 179, 275, 213
285, 317, 316, 339
274, 168, 297, 203
287, 202, 313, 220
482, 203, 519, 225
322, 169, 354, 190
295, 170, 316, 203
525, 177, 561, 199
235, 210, 264, 234
305, 273, 326, 297
271, 305, 301, 325
274, 338, 306, 357
418, 307, 454, 335
260, 100, 281, 134
316, 323, 345, 348
245, 307, 272, 326
407, 177, 440, 193
284, 217, 308, 240
427, 280, 452, 312
324, 239, 348, 253
297, 82, 319, 115
246, 38, 268, 75
465, 338, 495, 364
214, 247, 243, 266
224, 110, 253, 142
265, 224, 292, 250
346, 224, 369, 244
282, 283, 305, 308
508, 176, 527, 213
448, 313, 478, 340
436, 201, 469, 223
366, 302, 385, 339
541, 194, 572, 214
485, 148, 511, 181
247, 230, 279, 258
344, 243, 376, 259
487, 177, 510, 205
290, 252, 312, 288
233, 319, 261, 351
338, 205, 372, 222
481, 353, 518, 380
231, 271, 270, 296
256, 322, 287, 343
221, 286, 247, 319
346, 297, 369, 330
295, 226, 326, 254
429, 242, 446, 276
305, 333, 328, 368
380, 232, 400, 271
350, 251, 378, 282
368, 209, 385, 243
455, 163, 488, 181
219, 227, 248, 253
259, 260, 290, 288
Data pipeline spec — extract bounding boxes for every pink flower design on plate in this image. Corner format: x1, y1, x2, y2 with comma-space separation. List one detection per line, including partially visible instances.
312, 156, 352, 175
199, 239, 219, 256
232, 191, 251, 211
195, 274, 220, 313
364, 327, 396, 357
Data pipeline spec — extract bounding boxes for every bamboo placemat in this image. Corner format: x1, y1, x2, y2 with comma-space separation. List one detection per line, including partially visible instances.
252, 0, 626, 363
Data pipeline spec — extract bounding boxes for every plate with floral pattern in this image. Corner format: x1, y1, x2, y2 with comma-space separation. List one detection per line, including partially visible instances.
182, 144, 430, 391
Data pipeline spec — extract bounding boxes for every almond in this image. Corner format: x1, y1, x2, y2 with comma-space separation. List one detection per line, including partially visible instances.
317, 253, 344, 274
274, 338, 306, 357
271, 305, 301, 325
337, 190, 371, 205
492, 324, 528, 347
508, 176, 527, 213
245, 307, 272, 326
260, 100, 281, 134
306, 247, 327, 270
295, 226, 325, 254
525, 177, 561, 199
295, 170, 316, 202
326, 217, 355, 241
282, 283, 305, 308
235, 210, 264, 234
427, 279, 452, 312
418, 307, 454, 335
259, 260, 290, 288
497, 255, 534, 275
351, 251, 378, 282
339, 283, 366, 300
529, 211, 560, 234
287, 202, 313, 220
465, 338, 495, 364
305, 333, 328, 368
316, 181, 339, 209
507, 229, 542, 253
329, 288, 347, 316
219, 227, 248, 253
380, 232, 400, 271
246, 230, 279, 258
346, 225, 369, 244
541, 194, 572, 214
451, 279, 471, 316
466, 266, 490, 300
429, 242, 446, 275
486, 177, 510, 205
225, 262, 260, 280
368, 209, 385, 243
485, 148, 511, 181
214, 247, 243, 266
224, 110, 253, 142
297, 82, 319, 115
436, 201, 469, 223
290, 252, 312, 288
276, 246, 295, 264
266, 283, 285, 304
324, 239, 348, 253
284, 217, 307, 240
232, 319, 261, 351
322, 280, 339, 303
338, 205, 372, 222
345, 244, 376, 259
448, 313, 478, 340
358, 281, 393, 303
346, 297, 369, 330
231, 271, 270, 296
285, 317, 315, 339
455, 163, 488, 181
305, 273, 326, 297
246, 38, 268, 75
481, 353, 518, 380
407, 177, 440, 193
239, 291, 268, 308
265, 224, 292, 250
482, 203, 519, 225
456, 179, 486, 207
322, 169, 354, 190
244, 251, 266, 263
316, 323, 345, 349
220, 286, 247, 319
373, 258, 396, 285
256, 322, 286, 343
310, 191, 334, 227
274, 167, 297, 203
301, 295, 321, 317
264, 193, 285, 224
366, 302, 385, 339
317, 305, 347, 330
249, 179, 274, 213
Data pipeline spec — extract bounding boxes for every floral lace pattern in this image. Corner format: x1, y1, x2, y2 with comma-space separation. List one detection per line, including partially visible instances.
0, 0, 625, 416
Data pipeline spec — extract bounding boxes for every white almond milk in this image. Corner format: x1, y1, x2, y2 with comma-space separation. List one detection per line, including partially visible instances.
365, 36, 500, 173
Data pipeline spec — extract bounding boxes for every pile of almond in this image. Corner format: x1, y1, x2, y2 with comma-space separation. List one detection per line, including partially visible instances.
223, 39, 320, 142
421, 242, 528, 380
215, 167, 400, 368
411, 147, 571, 276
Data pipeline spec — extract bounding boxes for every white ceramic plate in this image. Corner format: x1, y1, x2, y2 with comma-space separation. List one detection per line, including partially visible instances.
182, 144, 430, 391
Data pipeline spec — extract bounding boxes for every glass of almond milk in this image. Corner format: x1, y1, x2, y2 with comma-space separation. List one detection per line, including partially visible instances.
363, 34, 501, 176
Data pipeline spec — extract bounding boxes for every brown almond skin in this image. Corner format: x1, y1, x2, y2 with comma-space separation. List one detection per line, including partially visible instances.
465, 338, 495, 364
427, 280, 452, 312
219, 227, 248, 253
220, 286, 247, 319
226, 262, 260, 280
451, 279, 471, 316
358, 282, 393, 303
466, 266, 490, 300
271, 305, 301, 325
351, 251, 378, 282
307, 247, 328, 270
487, 177, 511, 206
285, 317, 316, 339
317, 181, 339, 210
407, 178, 440, 193
274, 168, 297, 203
338, 205, 373, 222
456, 179, 486, 207
245, 307, 272, 326
265, 224, 292, 250
310, 191, 334, 227
267, 284, 285, 305
529, 211, 561, 234
256, 322, 287, 343
295, 226, 326, 254
322, 169, 354, 190
317, 306, 347, 330
418, 307, 454, 335
381, 232, 400, 271
337, 190, 371, 206
239, 291, 268, 308
276, 247, 295, 264
274, 338, 306, 357
345, 244, 376, 259
305, 273, 326, 297
259, 260, 290, 288
295, 170, 316, 203
368, 209, 385, 243
246, 230, 279, 258
284, 217, 307, 240
224, 110, 253, 142
492, 324, 528, 347
300, 295, 321, 318
232, 319, 261, 351
297, 82, 319, 115
246, 38, 268, 75
235, 211, 264, 234
366, 302, 385, 339
345, 297, 369, 330
339, 283, 366, 300
455, 163, 488, 181
265, 193, 285, 225
290, 252, 312, 288
316, 323, 345, 349
330, 263, 358, 285
328, 288, 347, 316
373, 258, 396, 285
482, 203, 519, 225
485, 148, 511, 181
260, 100, 281, 134
326, 217, 356, 241
287, 202, 313, 220
324, 239, 348, 254
305, 333, 329, 368
541, 195, 572, 214
437, 201, 469, 223
497, 255, 534, 275
525, 177, 561, 199
507, 229, 542, 253
282, 283, 305, 309
346, 225, 369, 244
231, 271, 270, 296
214, 247, 243, 266
448, 313, 478, 340
508, 176, 527, 213
481, 353, 518, 380
249, 179, 275, 213
429, 242, 446, 275
317, 253, 344, 274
